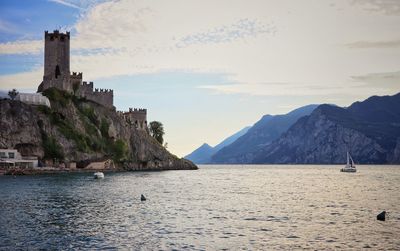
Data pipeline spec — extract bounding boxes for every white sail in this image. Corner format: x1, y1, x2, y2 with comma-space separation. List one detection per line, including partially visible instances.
341, 151, 356, 172
349, 154, 355, 167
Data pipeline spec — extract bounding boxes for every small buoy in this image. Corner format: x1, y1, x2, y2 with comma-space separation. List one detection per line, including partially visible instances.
141, 194, 146, 201
377, 211, 386, 221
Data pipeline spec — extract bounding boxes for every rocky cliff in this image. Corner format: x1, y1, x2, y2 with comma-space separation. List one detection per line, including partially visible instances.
210, 105, 318, 164
0, 88, 197, 170
252, 93, 400, 164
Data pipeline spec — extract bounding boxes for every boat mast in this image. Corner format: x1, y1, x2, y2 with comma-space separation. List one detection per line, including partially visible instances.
349, 153, 354, 167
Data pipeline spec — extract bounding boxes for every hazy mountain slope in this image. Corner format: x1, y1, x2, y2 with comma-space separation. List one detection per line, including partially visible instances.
213, 126, 251, 152
211, 105, 318, 163
185, 126, 250, 164
184, 143, 215, 164
252, 93, 400, 164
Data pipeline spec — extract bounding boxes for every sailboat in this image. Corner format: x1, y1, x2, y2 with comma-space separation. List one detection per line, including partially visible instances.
340, 151, 356, 172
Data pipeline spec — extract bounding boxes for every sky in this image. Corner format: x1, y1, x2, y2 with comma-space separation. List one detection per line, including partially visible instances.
0, 0, 399, 157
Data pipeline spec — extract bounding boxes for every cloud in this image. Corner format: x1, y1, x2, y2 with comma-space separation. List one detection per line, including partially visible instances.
351, 0, 400, 15
49, 0, 82, 9
198, 82, 355, 97
0, 19, 20, 34
0, 0, 400, 98
345, 39, 400, 49
0, 40, 42, 55
351, 70, 400, 89
176, 19, 276, 48
0, 68, 42, 90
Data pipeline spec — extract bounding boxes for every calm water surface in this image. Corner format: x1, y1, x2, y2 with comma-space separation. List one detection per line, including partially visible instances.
0, 165, 399, 250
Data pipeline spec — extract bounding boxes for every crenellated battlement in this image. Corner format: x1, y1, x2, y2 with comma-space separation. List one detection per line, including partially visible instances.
45, 30, 70, 39
128, 108, 147, 113
71, 72, 82, 77
94, 88, 113, 93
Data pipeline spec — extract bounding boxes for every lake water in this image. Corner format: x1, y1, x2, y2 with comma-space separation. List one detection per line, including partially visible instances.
0, 165, 399, 250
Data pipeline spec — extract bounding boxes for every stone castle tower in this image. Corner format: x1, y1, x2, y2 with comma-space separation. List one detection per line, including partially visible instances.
36, 30, 147, 130
37, 30, 114, 109
38, 30, 72, 93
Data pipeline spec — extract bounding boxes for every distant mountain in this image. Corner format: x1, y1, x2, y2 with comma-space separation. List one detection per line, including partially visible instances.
252, 93, 400, 164
185, 126, 250, 164
184, 143, 214, 164
213, 126, 251, 151
211, 104, 318, 163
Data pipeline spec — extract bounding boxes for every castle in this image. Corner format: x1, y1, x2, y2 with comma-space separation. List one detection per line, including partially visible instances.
37, 30, 148, 130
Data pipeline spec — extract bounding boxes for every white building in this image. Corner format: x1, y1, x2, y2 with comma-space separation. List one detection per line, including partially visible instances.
16, 93, 51, 107
0, 149, 38, 168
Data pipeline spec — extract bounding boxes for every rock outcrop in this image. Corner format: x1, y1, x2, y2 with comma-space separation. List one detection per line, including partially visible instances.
0, 88, 197, 171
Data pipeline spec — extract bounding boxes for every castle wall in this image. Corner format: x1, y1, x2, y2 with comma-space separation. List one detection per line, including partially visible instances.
124, 108, 147, 130
77, 82, 113, 108
87, 88, 114, 108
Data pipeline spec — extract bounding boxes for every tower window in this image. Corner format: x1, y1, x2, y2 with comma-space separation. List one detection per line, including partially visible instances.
55, 65, 61, 78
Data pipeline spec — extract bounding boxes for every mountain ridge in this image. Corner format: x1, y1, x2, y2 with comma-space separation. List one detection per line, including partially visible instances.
210, 104, 319, 163
252, 92, 400, 164
185, 126, 250, 164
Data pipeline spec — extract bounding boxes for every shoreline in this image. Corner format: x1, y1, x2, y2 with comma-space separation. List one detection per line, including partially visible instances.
0, 167, 122, 176
0, 165, 198, 176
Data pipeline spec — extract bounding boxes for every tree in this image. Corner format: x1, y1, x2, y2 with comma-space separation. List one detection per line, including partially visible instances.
149, 121, 165, 144
8, 89, 19, 100
112, 139, 127, 162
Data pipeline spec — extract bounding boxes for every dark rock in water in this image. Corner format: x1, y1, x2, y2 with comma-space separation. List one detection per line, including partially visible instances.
141, 194, 146, 201
377, 211, 386, 221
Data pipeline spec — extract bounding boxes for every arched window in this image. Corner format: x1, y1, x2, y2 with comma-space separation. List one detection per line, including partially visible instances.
55, 65, 61, 78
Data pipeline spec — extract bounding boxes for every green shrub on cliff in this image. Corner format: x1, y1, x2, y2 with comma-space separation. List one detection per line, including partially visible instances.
112, 139, 128, 162
43, 88, 71, 106
100, 118, 109, 137
80, 106, 97, 125
42, 135, 64, 160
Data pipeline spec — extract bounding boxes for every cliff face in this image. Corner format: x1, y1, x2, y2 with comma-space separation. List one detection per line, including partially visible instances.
252, 93, 400, 164
0, 89, 197, 170
210, 105, 318, 164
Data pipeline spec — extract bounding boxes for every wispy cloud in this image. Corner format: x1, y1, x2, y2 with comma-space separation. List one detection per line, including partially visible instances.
0, 40, 42, 55
351, 0, 400, 15
198, 82, 353, 97
48, 0, 82, 10
0, 19, 20, 34
176, 19, 276, 48
345, 39, 400, 49
351, 70, 400, 89
0, 68, 42, 90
